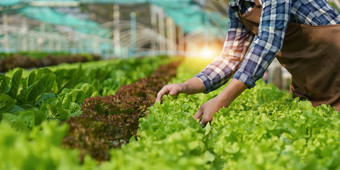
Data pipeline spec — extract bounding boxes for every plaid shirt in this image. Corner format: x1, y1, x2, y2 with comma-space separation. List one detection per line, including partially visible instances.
196, 0, 340, 93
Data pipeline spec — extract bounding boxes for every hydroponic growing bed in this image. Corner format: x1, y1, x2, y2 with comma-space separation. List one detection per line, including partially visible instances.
0, 56, 339, 170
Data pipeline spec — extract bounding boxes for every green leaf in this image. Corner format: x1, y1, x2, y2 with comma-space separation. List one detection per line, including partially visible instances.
27, 71, 36, 87
62, 93, 72, 109
92, 79, 100, 90
16, 88, 28, 105
69, 110, 81, 117
0, 93, 16, 114
2, 113, 29, 132
55, 106, 70, 121
19, 104, 35, 110
204, 151, 215, 162
205, 123, 212, 135
0, 74, 10, 94
129, 135, 137, 143
40, 73, 56, 92
69, 90, 81, 103
8, 68, 23, 98
33, 110, 47, 126
10, 105, 25, 112
35, 93, 57, 105
54, 69, 71, 91
224, 143, 240, 154
69, 102, 81, 113
42, 103, 70, 121
18, 111, 35, 129
26, 79, 44, 104
17, 80, 44, 105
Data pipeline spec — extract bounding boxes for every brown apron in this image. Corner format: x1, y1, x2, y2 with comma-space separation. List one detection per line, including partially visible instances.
237, 0, 340, 111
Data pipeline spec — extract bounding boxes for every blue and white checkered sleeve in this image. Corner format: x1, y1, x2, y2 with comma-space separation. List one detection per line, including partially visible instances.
233, 0, 292, 88
195, 7, 254, 93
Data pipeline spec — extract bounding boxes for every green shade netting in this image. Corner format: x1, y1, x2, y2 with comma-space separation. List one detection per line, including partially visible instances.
2, 0, 229, 36
0, 0, 21, 6
154, 2, 228, 33
18, 7, 111, 37
1, 0, 193, 5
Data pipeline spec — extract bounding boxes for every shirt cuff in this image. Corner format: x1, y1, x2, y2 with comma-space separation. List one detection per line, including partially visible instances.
195, 73, 213, 93
233, 71, 256, 88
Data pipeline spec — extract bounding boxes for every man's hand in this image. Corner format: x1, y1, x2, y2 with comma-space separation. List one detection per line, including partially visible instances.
156, 77, 205, 103
194, 96, 226, 126
156, 83, 188, 102
156, 77, 248, 128
194, 79, 248, 127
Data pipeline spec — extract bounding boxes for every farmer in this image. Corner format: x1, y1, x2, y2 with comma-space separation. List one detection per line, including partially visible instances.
156, 0, 340, 126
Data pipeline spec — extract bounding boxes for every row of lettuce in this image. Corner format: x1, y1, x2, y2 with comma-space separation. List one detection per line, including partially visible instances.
0, 56, 183, 170
94, 58, 339, 169
0, 56, 169, 132
63, 61, 180, 162
0, 56, 176, 169
1, 57, 339, 169
0, 52, 101, 72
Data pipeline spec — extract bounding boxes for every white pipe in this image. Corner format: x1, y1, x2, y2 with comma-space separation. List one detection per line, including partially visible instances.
157, 7, 166, 52
21, 17, 28, 51
3, 13, 9, 52
113, 4, 120, 56
166, 17, 176, 54
150, 5, 157, 55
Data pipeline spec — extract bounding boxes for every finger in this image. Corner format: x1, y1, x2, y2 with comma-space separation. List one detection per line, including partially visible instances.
201, 113, 213, 125
156, 86, 170, 102
169, 88, 178, 96
199, 121, 206, 128
194, 107, 204, 120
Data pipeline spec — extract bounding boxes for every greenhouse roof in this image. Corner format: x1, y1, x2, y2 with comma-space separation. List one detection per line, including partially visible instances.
19, 7, 111, 36
1, 0, 195, 7
1, 0, 229, 37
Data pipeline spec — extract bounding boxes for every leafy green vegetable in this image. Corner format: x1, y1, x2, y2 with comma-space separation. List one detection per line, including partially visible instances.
0, 74, 10, 93
35, 93, 56, 105
0, 93, 16, 114
102, 58, 340, 170
17, 79, 45, 105
8, 68, 23, 98
2, 57, 337, 170
18, 111, 35, 129
27, 70, 36, 87
2, 56, 171, 123
2, 113, 29, 132
0, 121, 91, 170
0, 56, 179, 169
62, 61, 180, 161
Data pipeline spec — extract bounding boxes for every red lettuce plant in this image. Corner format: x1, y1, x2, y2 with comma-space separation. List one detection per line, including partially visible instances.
62, 61, 181, 162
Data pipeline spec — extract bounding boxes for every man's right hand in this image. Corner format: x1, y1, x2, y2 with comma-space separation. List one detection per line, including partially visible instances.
156, 83, 188, 103
155, 77, 206, 103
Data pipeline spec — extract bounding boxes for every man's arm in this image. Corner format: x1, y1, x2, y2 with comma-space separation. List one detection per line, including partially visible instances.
156, 7, 254, 103
197, 0, 293, 126
233, 0, 292, 88
195, 7, 254, 93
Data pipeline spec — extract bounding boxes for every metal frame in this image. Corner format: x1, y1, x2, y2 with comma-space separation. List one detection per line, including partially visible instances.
0, 2, 227, 58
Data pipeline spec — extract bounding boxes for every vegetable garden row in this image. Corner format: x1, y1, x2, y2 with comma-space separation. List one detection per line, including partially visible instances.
0, 56, 339, 170
0, 52, 100, 72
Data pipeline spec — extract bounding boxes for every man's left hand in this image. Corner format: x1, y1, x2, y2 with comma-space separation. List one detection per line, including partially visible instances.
194, 96, 226, 127
193, 79, 248, 127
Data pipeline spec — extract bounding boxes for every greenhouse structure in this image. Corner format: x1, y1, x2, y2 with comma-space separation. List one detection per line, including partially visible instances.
1, 0, 230, 58
0, 0, 340, 170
